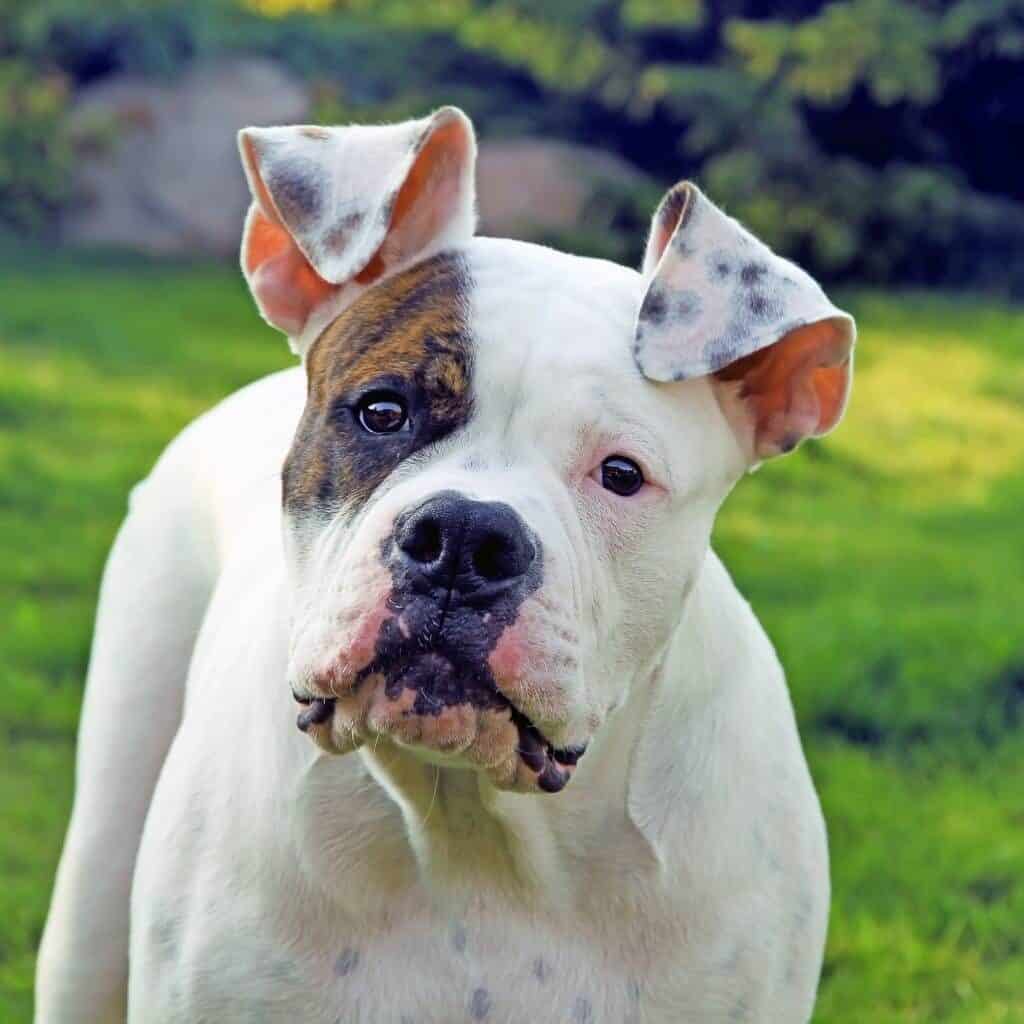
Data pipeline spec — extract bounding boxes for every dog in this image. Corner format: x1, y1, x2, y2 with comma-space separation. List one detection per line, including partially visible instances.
36, 107, 854, 1023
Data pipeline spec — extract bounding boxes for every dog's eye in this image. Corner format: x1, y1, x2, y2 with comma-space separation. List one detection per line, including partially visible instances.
600, 455, 644, 496
357, 391, 409, 435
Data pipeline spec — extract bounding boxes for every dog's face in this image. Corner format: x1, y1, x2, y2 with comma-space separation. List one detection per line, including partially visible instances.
281, 242, 737, 792
238, 108, 854, 793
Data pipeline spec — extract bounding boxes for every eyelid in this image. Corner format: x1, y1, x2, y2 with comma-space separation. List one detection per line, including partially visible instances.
332, 381, 406, 411
355, 384, 405, 404
346, 375, 410, 402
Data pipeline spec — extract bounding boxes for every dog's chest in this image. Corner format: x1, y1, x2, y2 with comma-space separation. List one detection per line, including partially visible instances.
141, 894, 648, 1024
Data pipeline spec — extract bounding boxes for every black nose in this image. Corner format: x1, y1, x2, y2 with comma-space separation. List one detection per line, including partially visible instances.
394, 491, 536, 595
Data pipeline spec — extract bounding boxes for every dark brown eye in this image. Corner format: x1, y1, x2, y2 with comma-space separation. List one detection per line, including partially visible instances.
600, 455, 644, 496
357, 391, 409, 434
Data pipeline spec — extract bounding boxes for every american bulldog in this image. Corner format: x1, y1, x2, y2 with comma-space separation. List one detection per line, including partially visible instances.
36, 107, 855, 1023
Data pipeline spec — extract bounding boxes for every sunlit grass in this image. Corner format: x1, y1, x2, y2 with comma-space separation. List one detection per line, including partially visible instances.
837, 340, 1024, 506
0, 253, 1020, 1021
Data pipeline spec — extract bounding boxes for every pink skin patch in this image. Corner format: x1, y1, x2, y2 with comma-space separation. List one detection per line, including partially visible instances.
486, 599, 576, 741
488, 625, 527, 690
310, 600, 391, 695
297, 555, 396, 697
346, 599, 393, 677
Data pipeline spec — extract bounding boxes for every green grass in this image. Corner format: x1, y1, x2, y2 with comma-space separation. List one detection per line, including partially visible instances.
1, 250, 1022, 1022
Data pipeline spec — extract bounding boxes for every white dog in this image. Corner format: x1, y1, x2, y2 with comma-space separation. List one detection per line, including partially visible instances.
36, 107, 854, 1023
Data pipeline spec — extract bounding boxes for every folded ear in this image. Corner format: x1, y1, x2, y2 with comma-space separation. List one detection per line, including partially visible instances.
635, 182, 855, 462
238, 106, 477, 351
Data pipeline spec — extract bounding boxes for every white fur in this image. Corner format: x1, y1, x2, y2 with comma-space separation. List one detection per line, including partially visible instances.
635, 182, 854, 382
36, 238, 829, 1023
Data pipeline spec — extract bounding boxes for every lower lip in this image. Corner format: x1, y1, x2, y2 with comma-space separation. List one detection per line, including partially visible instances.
293, 677, 587, 790
296, 698, 335, 731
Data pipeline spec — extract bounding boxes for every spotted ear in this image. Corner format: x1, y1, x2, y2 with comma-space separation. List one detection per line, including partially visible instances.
635, 182, 855, 462
238, 106, 477, 352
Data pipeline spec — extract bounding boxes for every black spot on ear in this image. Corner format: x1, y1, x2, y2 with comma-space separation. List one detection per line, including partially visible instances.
740, 262, 767, 287
704, 321, 749, 370
671, 289, 703, 325
709, 257, 733, 283
267, 157, 323, 225
671, 233, 697, 258
334, 948, 360, 976
746, 291, 784, 323
639, 283, 669, 326
470, 988, 491, 1019
323, 210, 366, 254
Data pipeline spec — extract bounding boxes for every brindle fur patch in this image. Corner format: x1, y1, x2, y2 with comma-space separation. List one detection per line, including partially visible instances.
283, 252, 473, 515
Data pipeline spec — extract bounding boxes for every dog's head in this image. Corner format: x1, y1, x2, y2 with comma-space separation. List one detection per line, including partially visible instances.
238, 108, 854, 794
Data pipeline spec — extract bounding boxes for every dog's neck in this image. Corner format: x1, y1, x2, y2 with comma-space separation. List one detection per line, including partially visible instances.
352, 548, 744, 909
358, 745, 585, 909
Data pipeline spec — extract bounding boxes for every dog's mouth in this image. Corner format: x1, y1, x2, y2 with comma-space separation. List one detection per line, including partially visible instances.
293, 657, 586, 793
294, 695, 337, 730
506, 704, 586, 792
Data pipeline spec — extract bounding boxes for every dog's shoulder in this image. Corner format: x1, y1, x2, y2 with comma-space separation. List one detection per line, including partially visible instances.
128, 367, 305, 571
156, 366, 304, 485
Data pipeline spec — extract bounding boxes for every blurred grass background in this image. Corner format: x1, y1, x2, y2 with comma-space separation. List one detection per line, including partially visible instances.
1, 1, 1023, 1021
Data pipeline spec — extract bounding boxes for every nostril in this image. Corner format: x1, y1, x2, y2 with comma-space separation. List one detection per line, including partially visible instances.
472, 531, 534, 582
400, 516, 444, 564
394, 493, 536, 590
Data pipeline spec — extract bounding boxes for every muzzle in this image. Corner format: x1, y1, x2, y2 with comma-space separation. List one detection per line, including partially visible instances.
294, 490, 586, 792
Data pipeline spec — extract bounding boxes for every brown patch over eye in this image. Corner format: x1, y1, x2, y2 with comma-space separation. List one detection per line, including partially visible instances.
282, 252, 473, 515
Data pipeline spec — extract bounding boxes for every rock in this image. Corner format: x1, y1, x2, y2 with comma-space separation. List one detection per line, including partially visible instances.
475, 138, 652, 239
63, 59, 310, 256
63, 73, 653, 258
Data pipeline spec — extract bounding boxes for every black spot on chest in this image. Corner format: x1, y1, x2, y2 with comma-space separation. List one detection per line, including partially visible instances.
333, 948, 360, 976
470, 987, 491, 1019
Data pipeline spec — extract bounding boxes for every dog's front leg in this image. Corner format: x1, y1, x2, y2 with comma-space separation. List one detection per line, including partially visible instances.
35, 454, 215, 1023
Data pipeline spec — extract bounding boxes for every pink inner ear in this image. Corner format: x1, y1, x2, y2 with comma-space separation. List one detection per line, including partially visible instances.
357, 117, 470, 286
716, 321, 852, 458
642, 182, 693, 276
648, 220, 674, 266
243, 207, 336, 336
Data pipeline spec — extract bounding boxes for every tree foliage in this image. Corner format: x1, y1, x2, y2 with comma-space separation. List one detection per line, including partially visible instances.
3, 0, 1024, 289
